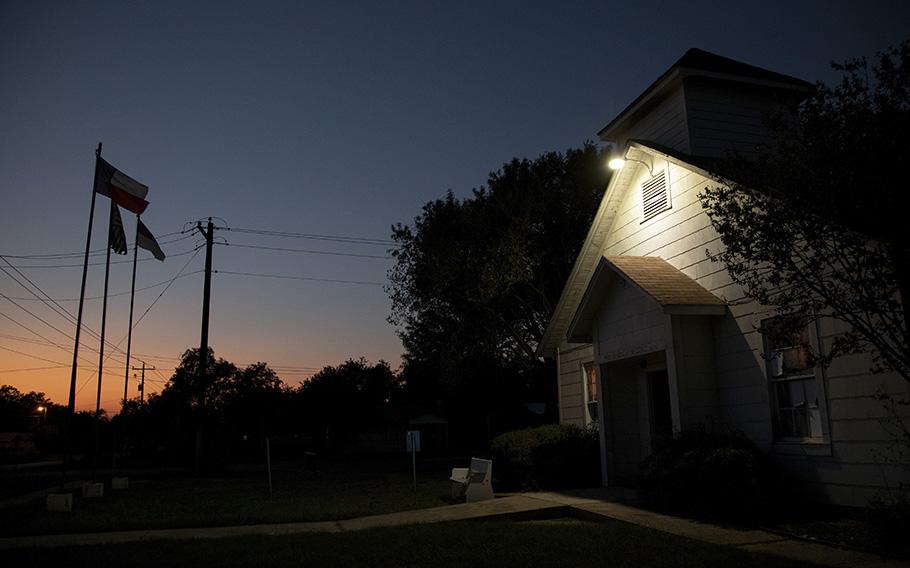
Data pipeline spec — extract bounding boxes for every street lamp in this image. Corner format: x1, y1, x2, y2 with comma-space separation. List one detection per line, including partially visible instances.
36, 405, 47, 425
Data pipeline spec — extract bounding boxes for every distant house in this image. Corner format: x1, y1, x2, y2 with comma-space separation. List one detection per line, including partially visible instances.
0, 432, 37, 456
538, 49, 909, 506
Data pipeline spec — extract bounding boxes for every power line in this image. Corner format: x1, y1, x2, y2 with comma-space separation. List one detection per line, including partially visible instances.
130, 248, 202, 331
0, 293, 86, 347
217, 242, 392, 260
0, 365, 69, 374
0, 344, 69, 366
0, 231, 191, 260
0, 311, 70, 348
2, 270, 203, 303
0, 248, 201, 372
0, 312, 120, 364
3, 247, 198, 270
0, 331, 68, 348
216, 269, 384, 287
0, 311, 101, 368
228, 227, 396, 247
75, 247, 202, 397
0, 256, 130, 362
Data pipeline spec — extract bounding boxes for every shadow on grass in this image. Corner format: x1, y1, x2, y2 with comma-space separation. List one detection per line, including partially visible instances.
0, 458, 452, 537
5, 517, 819, 568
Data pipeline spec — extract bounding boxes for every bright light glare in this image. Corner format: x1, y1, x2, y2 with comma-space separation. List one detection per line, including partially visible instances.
608, 158, 625, 170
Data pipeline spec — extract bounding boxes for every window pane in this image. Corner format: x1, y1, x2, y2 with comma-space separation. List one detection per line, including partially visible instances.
782, 345, 810, 374
793, 408, 809, 438
584, 364, 598, 402
809, 407, 823, 438
789, 380, 806, 408
777, 410, 796, 437
805, 377, 818, 408
776, 382, 793, 407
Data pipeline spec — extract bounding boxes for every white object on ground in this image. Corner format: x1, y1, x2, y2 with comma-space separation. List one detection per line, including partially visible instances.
449, 457, 494, 502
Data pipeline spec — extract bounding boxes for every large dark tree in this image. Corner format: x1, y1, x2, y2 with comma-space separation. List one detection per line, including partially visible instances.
388, 144, 610, 439
156, 347, 238, 413
128, 349, 287, 466
702, 41, 910, 382
295, 358, 401, 449
0, 384, 50, 431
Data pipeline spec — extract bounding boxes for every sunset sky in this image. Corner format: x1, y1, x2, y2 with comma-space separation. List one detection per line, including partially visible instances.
1, 0, 907, 412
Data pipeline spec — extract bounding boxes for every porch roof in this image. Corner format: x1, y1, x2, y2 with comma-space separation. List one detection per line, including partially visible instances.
608, 256, 725, 310
567, 256, 726, 343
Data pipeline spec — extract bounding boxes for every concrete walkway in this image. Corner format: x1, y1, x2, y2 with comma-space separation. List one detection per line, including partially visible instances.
0, 488, 905, 567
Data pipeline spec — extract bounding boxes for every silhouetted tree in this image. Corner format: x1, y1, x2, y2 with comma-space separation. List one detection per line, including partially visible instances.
0, 384, 51, 431
222, 361, 287, 437
702, 41, 910, 381
156, 348, 237, 413
134, 349, 293, 466
295, 358, 401, 449
387, 144, 610, 442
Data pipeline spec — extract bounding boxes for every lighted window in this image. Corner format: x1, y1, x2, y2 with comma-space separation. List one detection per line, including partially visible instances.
764, 318, 824, 440
584, 362, 598, 422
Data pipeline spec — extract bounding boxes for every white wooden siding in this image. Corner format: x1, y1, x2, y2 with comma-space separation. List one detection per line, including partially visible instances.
684, 78, 789, 158
594, 277, 669, 362
671, 315, 719, 428
581, 155, 910, 505
610, 85, 691, 153
557, 343, 594, 427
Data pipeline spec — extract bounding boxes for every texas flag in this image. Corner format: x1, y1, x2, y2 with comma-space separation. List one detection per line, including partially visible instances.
94, 157, 149, 214
137, 219, 166, 261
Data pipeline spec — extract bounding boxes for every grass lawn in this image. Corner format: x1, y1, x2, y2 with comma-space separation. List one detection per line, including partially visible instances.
0, 457, 451, 536
5, 517, 819, 568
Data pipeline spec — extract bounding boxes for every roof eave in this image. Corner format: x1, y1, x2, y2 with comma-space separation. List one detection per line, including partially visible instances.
598, 66, 811, 143
536, 157, 633, 358
663, 304, 727, 316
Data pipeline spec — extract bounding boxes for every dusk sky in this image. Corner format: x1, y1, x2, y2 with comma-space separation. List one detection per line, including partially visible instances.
1, 0, 907, 412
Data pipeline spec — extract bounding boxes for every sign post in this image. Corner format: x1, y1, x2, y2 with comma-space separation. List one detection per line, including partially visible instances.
405, 430, 420, 489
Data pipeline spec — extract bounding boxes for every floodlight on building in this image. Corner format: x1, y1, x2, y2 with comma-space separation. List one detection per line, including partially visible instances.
607, 152, 654, 176
608, 158, 626, 170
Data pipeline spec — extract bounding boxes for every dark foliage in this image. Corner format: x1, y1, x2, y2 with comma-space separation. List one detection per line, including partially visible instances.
490, 423, 600, 490
294, 358, 402, 451
868, 492, 910, 557
0, 384, 51, 431
388, 144, 611, 447
701, 41, 910, 381
638, 428, 780, 522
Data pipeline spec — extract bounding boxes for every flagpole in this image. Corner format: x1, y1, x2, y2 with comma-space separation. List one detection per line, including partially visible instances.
62, 142, 101, 490
92, 200, 115, 483
68, 143, 102, 413
123, 215, 140, 407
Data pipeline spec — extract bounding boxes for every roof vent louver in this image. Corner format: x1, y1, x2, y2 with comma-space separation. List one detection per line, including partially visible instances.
641, 171, 670, 222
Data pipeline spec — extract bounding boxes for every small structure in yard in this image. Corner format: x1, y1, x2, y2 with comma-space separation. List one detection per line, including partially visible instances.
82, 482, 104, 498
450, 458, 494, 503
0, 432, 37, 457
46, 493, 72, 512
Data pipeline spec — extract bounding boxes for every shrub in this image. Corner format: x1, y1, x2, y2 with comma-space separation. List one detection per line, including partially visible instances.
638, 427, 777, 521
491, 423, 600, 490
868, 492, 910, 557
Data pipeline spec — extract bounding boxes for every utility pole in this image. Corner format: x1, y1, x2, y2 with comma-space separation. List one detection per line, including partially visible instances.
195, 218, 215, 475
131, 362, 154, 404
